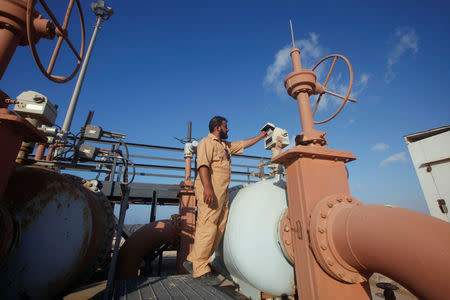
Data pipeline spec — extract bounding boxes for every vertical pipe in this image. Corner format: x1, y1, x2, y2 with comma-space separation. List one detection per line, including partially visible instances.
158, 252, 163, 276
296, 92, 315, 133
34, 144, 46, 160
187, 121, 192, 142
150, 190, 157, 223
289, 48, 315, 134
105, 185, 129, 300
109, 145, 117, 182
184, 157, 191, 182
290, 48, 302, 72
61, 17, 102, 133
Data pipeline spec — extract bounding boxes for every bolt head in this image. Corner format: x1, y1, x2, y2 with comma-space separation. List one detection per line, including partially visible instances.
320, 243, 328, 250
318, 227, 325, 233
346, 197, 353, 202
327, 201, 334, 208
284, 225, 290, 232
326, 257, 334, 266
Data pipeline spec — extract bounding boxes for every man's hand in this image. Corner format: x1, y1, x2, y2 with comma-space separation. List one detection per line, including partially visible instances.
199, 166, 215, 206
259, 130, 268, 138
203, 185, 215, 206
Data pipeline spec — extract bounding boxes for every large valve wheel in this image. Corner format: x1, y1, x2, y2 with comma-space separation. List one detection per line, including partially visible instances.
311, 54, 356, 124
26, 0, 85, 83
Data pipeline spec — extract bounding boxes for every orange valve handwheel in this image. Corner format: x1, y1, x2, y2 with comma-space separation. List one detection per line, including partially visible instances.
26, 0, 85, 83
311, 54, 356, 124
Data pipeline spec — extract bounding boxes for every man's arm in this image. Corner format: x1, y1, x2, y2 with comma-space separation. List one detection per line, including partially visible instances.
241, 131, 267, 149
199, 166, 214, 206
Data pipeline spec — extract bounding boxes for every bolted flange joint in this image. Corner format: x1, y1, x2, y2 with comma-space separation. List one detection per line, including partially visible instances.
310, 194, 367, 284
284, 70, 317, 99
277, 209, 295, 264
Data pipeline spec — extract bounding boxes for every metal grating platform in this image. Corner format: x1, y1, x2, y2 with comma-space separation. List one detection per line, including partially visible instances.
114, 275, 237, 300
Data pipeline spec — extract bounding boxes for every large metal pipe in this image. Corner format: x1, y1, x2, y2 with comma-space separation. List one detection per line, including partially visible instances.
0, 166, 113, 299
115, 219, 178, 279
331, 205, 450, 300
0, 27, 19, 80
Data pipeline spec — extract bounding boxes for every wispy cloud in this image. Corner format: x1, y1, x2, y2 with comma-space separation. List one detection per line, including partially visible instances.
380, 152, 407, 167
372, 142, 389, 152
264, 32, 323, 97
385, 27, 419, 83
352, 73, 370, 98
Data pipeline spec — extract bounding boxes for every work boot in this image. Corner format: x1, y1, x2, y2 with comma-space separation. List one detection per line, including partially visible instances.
195, 272, 221, 286
182, 261, 193, 273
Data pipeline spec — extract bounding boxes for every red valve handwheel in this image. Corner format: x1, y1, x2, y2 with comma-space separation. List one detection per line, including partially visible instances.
311, 54, 354, 124
26, 0, 85, 83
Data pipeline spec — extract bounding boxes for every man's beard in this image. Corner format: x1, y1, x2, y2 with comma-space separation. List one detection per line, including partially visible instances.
219, 129, 228, 140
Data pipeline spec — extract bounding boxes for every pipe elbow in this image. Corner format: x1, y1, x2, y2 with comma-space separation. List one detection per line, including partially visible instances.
115, 219, 178, 280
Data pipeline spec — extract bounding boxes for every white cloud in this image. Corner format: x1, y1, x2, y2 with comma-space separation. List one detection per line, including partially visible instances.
380, 152, 407, 167
385, 27, 419, 83
372, 142, 389, 151
264, 32, 324, 97
313, 72, 370, 113
351, 73, 370, 98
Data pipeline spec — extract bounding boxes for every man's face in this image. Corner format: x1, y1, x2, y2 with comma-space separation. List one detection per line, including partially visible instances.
219, 120, 229, 140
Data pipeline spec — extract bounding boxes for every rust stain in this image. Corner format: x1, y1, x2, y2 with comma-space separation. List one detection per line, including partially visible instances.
1, 166, 113, 297
1, 166, 86, 229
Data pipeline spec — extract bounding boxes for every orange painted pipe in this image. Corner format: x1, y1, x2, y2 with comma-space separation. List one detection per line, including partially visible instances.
331, 205, 450, 300
115, 219, 178, 279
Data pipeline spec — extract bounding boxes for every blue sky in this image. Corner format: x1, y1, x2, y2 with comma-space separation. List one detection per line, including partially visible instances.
3, 0, 450, 223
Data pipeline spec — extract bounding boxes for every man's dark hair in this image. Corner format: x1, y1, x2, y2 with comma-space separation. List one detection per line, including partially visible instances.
209, 116, 227, 133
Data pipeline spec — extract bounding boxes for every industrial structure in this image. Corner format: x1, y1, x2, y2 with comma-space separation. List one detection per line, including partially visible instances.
0, 1, 449, 300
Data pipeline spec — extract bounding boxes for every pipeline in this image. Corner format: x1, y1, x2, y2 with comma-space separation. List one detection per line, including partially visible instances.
334, 205, 450, 300
0, 166, 114, 299
115, 219, 178, 280
310, 199, 450, 300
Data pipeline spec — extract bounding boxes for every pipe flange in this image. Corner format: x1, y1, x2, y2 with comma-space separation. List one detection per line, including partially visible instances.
278, 209, 294, 264
310, 194, 366, 284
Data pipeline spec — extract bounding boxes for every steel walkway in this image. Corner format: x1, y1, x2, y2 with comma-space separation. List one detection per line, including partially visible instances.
114, 275, 239, 300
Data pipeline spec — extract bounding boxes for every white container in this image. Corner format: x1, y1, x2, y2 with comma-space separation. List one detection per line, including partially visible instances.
405, 126, 450, 222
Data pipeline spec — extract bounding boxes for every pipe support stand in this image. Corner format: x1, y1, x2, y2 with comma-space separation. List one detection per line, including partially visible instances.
310, 193, 366, 284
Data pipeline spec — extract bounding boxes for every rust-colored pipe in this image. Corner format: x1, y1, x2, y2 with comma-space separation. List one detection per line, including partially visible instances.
0, 27, 19, 80
184, 156, 192, 182
331, 205, 450, 300
115, 219, 177, 279
34, 143, 46, 160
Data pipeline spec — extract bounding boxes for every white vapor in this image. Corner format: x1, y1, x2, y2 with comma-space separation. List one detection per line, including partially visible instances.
264, 32, 323, 97
372, 142, 389, 152
385, 27, 419, 83
380, 152, 407, 167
